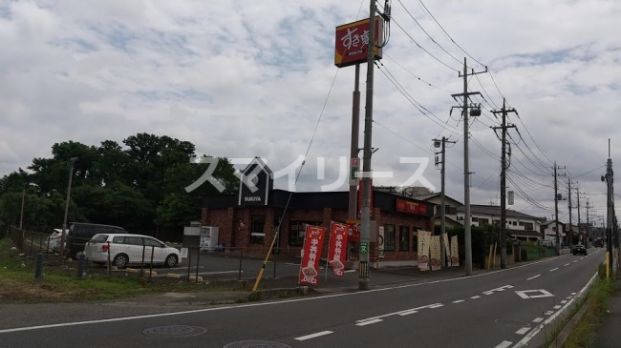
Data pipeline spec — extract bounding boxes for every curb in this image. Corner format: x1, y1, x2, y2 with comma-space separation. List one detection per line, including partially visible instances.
548, 274, 600, 348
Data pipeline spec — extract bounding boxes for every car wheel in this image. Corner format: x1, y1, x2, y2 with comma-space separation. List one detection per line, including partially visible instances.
113, 254, 129, 269
165, 254, 178, 268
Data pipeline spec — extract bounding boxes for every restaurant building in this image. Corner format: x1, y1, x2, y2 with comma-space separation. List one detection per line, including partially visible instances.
200, 159, 433, 266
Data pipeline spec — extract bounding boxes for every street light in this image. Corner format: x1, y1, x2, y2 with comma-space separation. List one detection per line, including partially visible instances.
59, 157, 78, 259
19, 182, 39, 230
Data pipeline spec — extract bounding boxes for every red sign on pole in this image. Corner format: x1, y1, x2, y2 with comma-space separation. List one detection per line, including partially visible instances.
299, 225, 326, 286
328, 222, 349, 277
335, 17, 383, 68
395, 198, 428, 216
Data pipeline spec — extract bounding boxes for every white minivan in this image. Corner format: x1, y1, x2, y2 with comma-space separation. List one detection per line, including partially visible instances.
84, 233, 181, 269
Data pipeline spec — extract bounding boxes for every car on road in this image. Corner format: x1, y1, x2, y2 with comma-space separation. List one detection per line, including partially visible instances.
593, 239, 604, 248
66, 222, 127, 259
571, 244, 587, 255
84, 233, 181, 269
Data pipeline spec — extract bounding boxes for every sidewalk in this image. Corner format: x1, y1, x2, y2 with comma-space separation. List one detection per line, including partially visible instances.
591, 276, 621, 348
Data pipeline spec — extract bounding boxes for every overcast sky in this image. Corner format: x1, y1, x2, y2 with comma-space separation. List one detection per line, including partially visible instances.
1, 0, 620, 222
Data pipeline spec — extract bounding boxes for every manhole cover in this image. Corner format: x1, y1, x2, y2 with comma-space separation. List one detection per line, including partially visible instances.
223, 340, 292, 348
143, 325, 207, 338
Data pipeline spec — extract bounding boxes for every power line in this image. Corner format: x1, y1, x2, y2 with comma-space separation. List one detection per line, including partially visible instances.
397, 0, 462, 65
391, 16, 459, 73
376, 61, 462, 135
414, 0, 486, 68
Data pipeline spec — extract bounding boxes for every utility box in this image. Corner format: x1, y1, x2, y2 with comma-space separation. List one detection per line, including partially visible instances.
200, 226, 219, 251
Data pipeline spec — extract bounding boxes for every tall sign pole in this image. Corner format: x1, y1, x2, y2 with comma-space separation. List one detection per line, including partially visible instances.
348, 64, 361, 223
451, 58, 486, 276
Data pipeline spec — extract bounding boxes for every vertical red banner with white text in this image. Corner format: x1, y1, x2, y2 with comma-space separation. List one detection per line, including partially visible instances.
328, 222, 349, 277
299, 225, 326, 286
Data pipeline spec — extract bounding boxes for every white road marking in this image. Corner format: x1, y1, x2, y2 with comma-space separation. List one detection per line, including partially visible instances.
561, 300, 567, 304
571, 292, 577, 295
544, 310, 554, 316
398, 310, 419, 316
355, 319, 383, 326
494, 340, 513, 348
515, 289, 554, 299
452, 299, 465, 304
564, 263, 571, 266
526, 274, 541, 281
513, 272, 598, 348
295, 331, 333, 341
515, 327, 530, 335
573, 260, 578, 263
0, 255, 566, 335
553, 305, 561, 309
471, 295, 481, 299
549, 267, 559, 272
533, 317, 544, 323
483, 285, 514, 295
357, 303, 444, 323
344, 269, 356, 273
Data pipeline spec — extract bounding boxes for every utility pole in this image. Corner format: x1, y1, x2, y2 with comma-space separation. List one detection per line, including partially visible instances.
602, 138, 615, 277
451, 58, 486, 276
568, 179, 573, 249
358, 0, 377, 290
492, 98, 516, 269
434, 137, 456, 268
576, 186, 582, 245
60, 157, 77, 259
554, 162, 561, 256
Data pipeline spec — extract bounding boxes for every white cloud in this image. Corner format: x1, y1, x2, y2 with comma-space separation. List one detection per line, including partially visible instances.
0, 0, 620, 220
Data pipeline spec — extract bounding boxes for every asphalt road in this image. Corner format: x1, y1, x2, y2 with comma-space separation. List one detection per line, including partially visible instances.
0, 249, 604, 348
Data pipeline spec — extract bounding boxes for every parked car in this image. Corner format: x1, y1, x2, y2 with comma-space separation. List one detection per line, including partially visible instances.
593, 239, 604, 248
571, 244, 587, 255
84, 233, 181, 269
46, 228, 63, 252
66, 223, 127, 259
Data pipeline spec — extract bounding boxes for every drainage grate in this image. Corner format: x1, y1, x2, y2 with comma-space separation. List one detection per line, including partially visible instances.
143, 325, 207, 338
223, 340, 292, 348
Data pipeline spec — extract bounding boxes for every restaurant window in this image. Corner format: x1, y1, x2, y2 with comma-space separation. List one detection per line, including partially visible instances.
384, 224, 396, 251
399, 225, 410, 251
288, 221, 321, 247
250, 216, 265, 244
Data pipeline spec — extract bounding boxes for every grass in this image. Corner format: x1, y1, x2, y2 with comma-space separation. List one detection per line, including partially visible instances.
0, 237, 244, 303
562, 270, 615, 347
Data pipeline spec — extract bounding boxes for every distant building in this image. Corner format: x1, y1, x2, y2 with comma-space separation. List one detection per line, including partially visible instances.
452, 204, 544, 242
541, 220, 566, 247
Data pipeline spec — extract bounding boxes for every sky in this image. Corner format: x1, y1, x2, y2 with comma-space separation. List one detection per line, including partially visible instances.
1, 0, 620, 223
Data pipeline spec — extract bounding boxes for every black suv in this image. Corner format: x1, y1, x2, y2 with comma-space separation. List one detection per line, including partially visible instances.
571, 244, 587, 255
66, 222, 127, 258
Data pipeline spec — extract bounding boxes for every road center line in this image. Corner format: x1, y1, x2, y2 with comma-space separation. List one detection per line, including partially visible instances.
452, 299, 465, 304
515, 327, 530, 335
563, 263, 571, 266
471, 295, 481, 300
549, 268, 559, 272
294, 330, 333, 341
355, 319, 383, 326
526, 274, 540, 281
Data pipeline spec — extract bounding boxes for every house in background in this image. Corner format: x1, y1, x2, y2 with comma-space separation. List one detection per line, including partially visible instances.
541, 220, 566, 247
451, 204, 544, 242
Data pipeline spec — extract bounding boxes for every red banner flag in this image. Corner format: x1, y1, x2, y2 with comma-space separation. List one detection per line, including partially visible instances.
328, 222, 349, 277
299, 225, 326, 286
